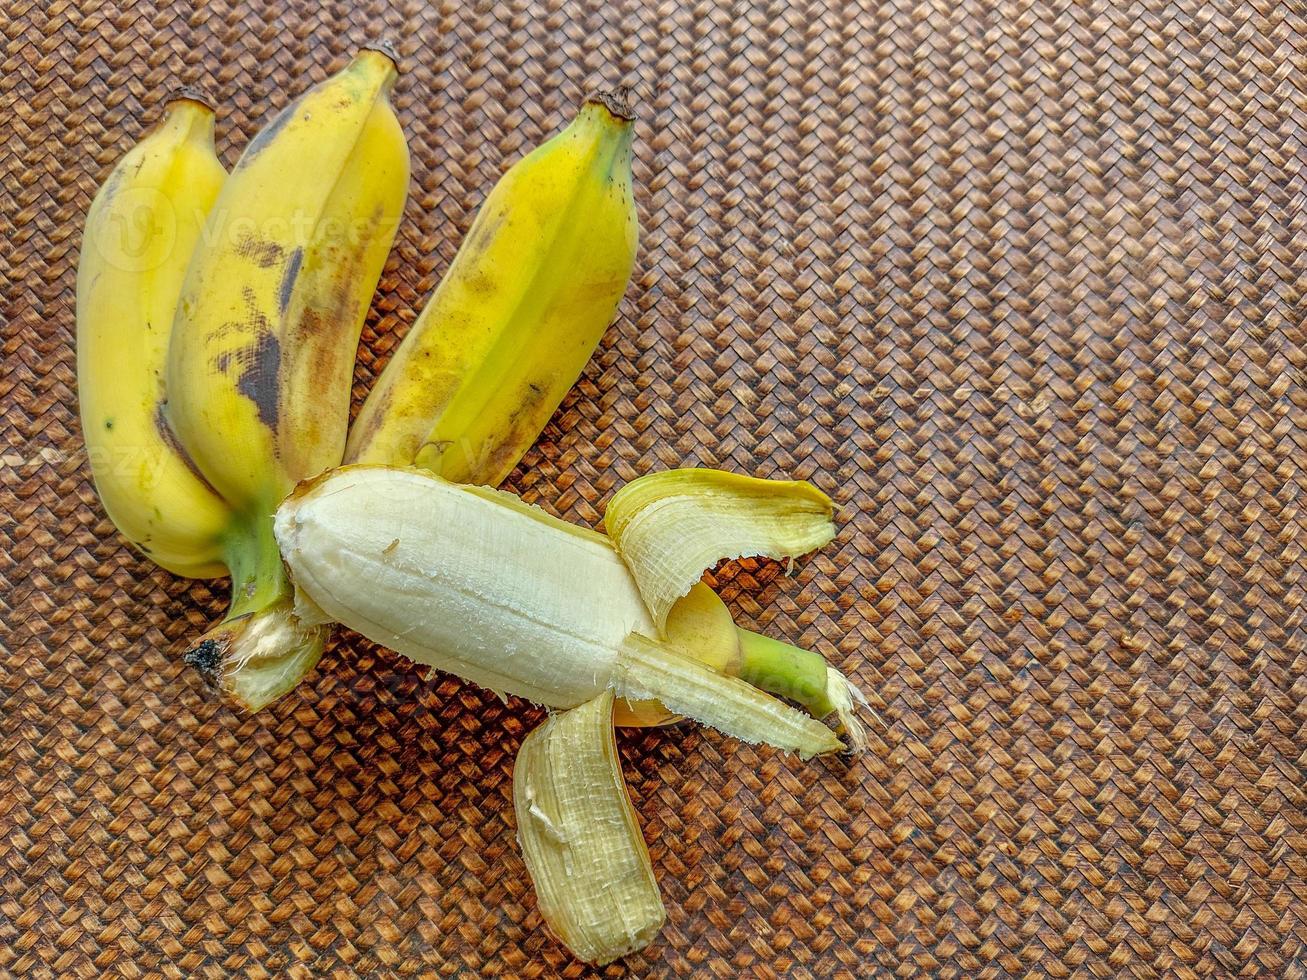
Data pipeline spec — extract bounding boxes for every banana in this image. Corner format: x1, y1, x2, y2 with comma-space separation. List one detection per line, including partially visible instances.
344, 92, 637, 485
274, 465, 862, 754
276, 464, 869, 965
77, 92, 231, 578
167, 47, 410, 710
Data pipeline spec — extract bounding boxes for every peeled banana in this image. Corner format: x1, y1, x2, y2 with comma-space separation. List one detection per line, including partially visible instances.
276, 463, 867, 962
167, 47, 410, 710
274, 464, 862, 754
345, 92, 638, 485
77, 92, 232, 578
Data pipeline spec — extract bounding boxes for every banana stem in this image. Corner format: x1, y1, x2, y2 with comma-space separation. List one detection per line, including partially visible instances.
735, 627, 871, 752
735, 627, 836, 717
182, 509, 326, 713
223, 509, 290, 620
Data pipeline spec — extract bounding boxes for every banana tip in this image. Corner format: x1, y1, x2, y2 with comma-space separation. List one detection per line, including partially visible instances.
361, 38, 401, 70
586, 88, 636, 122
165, 85, 216, 112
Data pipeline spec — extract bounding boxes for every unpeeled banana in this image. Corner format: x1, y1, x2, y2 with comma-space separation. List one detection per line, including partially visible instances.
345, 93, 638, 485
77, 92, 231, 578
166, 47, 409, 710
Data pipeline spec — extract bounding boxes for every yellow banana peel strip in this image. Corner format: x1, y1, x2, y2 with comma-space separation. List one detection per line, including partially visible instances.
514, 691, 665, 965
605, 468, 837, 634
606, 468, 868, 750
614, 634, 843, 759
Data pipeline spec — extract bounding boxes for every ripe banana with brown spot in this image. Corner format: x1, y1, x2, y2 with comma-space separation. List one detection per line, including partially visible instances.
165, 47, 410, 710
345, 92, 638, 486
77, 92, 232, 579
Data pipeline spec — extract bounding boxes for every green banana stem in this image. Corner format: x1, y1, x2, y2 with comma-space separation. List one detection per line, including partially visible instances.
735, 627, 869, 751
223, 509, 290, 620
735, 628, 836, 716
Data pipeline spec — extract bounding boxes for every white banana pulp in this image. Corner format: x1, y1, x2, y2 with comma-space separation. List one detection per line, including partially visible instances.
276, 467, 654, 707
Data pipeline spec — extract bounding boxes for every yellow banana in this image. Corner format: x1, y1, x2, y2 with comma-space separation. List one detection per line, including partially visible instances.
167, 47, 410, 710
345, 92, 637, 485
76, 92, 231, 578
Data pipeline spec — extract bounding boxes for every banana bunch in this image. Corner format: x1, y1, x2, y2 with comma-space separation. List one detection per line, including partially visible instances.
77, 52, 869, 967
78, 55, 642, 710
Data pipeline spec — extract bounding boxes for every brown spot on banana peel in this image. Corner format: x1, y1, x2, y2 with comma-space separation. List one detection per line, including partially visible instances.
206, 287, 282, 432
453, 378, 550, 482
279, 247, 303, 315
234, 330, 282, 431
462, 209, 506, 264
288, 207, 382, 399
236, 234, 284, 268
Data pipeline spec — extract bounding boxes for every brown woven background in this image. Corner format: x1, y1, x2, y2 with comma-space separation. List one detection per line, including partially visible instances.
2, 1, 1305, 976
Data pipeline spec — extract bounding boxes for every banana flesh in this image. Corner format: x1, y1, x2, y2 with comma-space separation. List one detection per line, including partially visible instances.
76, 93, 232, 578
167, 49, 410, 710
276, 466, 655, 707
345, 93, 638, 486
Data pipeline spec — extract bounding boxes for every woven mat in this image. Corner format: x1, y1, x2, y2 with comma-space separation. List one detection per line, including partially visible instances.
3, 1, 1305, 976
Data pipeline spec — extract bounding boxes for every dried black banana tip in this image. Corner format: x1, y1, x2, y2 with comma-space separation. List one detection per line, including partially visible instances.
586, 88, 636, 122
165, 85, 216, 111
183, 637, 224, 681
362, 38, 401, 70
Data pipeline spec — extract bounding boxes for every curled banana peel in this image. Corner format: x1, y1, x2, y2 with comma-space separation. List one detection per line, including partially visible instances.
275, 463, 871, 963
605, 469, 836, 633
514, 691, 664, 966
606, 468, 869, 750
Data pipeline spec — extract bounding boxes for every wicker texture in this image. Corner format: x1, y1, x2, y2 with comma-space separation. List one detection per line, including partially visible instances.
2, 1, 1306, 976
